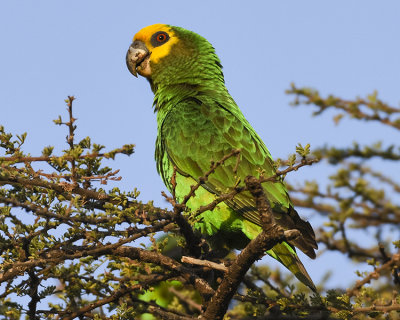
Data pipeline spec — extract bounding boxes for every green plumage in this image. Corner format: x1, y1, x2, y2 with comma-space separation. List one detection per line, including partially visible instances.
132, 25, 317, 290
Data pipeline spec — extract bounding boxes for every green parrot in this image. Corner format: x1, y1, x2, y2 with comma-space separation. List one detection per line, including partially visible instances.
126, 24, 318, 291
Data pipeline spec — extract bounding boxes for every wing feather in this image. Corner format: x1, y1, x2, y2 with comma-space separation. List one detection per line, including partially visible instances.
158, 97, 317, 257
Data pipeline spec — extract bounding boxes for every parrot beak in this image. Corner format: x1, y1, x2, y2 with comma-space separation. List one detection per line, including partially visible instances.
126, 40, 150, 78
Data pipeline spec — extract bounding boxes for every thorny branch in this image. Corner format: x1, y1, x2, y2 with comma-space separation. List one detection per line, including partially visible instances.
65, 96, 78, 185
287, 83, 400, 130
346, 253, 400, 298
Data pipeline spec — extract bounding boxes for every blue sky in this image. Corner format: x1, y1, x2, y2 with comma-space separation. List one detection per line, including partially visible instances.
1, 1, 399, 290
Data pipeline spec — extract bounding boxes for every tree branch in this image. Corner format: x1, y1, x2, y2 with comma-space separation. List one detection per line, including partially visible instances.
347, 252, 400, 297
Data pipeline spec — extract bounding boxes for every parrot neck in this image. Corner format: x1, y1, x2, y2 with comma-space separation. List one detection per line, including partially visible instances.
150, 45, 226, 113
152, 79, 228, 113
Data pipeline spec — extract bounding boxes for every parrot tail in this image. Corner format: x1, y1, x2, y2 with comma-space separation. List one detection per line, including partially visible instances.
267, 242, 316, 292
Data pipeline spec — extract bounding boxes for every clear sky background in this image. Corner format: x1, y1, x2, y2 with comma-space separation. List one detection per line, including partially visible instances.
1, 1, 399, 291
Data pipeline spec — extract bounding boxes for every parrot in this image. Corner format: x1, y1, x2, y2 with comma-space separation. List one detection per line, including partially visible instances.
126, 24, 318, 291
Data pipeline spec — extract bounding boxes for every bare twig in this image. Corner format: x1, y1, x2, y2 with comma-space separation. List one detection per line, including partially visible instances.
181, 256, 228, 272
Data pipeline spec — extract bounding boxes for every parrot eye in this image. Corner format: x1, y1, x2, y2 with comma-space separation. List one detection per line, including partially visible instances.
157, 34, 166, 42
151, 31, 170, 47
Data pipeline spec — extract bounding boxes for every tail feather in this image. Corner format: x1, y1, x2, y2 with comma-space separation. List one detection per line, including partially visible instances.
267, 242, 316, 292
287, 207, 318, 259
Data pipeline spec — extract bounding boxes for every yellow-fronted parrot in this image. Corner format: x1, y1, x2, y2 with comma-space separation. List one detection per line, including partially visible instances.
126, 24, 318, 290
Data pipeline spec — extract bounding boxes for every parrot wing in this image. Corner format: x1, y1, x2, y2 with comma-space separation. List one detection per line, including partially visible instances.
159, 97, 317, 258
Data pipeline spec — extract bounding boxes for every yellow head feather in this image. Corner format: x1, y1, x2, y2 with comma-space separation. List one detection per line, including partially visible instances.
133, 24, 179, 64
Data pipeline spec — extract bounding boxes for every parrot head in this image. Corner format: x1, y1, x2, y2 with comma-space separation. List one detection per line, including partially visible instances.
126, 24, 224, 88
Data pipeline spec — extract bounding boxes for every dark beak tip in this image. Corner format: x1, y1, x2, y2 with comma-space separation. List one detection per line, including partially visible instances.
126, 53, 138, 78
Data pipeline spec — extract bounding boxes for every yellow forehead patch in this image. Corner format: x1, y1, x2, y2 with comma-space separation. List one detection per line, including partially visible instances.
134, 24, 179, 64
